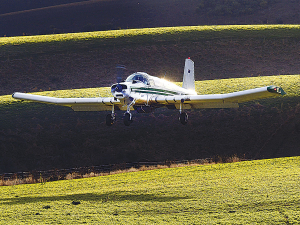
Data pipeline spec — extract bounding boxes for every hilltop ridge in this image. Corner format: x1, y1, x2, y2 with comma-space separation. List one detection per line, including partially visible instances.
0, 0, 300, 37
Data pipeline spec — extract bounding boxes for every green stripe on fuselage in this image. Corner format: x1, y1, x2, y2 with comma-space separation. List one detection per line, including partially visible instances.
131, 87, 181, 96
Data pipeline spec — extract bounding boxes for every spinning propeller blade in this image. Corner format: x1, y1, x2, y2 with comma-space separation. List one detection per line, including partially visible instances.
116, 65, 126, 83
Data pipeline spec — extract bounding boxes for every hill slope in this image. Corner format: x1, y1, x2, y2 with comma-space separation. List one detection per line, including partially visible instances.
1, 74, 299, 173
0, 25, 299, 173
0, 0, 300, 37
0, 157, 300, 223
1, 25, 300, 95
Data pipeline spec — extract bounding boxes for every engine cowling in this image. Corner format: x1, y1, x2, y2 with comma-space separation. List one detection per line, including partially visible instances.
111, 84, 128, 99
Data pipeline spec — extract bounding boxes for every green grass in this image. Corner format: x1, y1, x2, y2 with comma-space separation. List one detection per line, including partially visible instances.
0, 157, 299, 224
195, 74, 299, 96
1, 25, 300, 58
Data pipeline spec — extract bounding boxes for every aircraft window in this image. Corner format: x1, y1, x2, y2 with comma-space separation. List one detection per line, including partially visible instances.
126, 74, 149, 85
125, 74, 135, 82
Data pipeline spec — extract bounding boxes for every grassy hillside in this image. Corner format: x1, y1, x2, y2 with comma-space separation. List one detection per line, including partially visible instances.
0, 25, 299, 173
0, 157, 299, 223
0, 74, 299, 173
1, 25, 300, 55
0, 0, 299, 37
1, 25, 300, 95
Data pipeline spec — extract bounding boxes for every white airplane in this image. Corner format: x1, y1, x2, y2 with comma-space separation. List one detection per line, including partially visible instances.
13, 58, 285, 126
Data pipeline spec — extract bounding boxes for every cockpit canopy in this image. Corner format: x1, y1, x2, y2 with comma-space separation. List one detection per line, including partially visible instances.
125, 73, 150, 85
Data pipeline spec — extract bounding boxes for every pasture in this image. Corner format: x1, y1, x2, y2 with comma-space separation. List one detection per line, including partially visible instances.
0, 74, 299, 172
1, 24, 300, 95
0, 24, 299, 194
1, 24, 300, 59
0, 156, 299, 224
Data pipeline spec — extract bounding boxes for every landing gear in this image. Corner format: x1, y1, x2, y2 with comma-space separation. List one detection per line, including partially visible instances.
124, 112, 133, 126
179, 100, 188, 125
179, 112, 188, 125
105, 100, 135, 126
106, 114, 116, 126
123, 99, 135, 126
106, 104, 116, 126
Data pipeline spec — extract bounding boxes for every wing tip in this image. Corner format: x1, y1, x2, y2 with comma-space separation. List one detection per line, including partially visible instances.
12, 92, 19, 99
267, 86, 286, 96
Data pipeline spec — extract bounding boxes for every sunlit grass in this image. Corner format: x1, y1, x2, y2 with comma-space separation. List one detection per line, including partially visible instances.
1, 25, 299, 58
194, 74, 300, 96
0, 157, 299, 224
1, 25, 299, 46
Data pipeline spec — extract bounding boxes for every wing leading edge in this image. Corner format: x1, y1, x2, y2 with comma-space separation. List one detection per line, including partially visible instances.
12, 92, 121, 111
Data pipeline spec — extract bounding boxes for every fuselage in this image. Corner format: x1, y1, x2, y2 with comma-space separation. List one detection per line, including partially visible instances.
111, 72, 196, 101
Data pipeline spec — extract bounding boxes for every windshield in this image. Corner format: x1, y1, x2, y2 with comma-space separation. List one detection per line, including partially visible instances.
125, 73, 149, 85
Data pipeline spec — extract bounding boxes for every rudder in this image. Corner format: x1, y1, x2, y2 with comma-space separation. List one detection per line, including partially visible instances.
182, 58, 195, 91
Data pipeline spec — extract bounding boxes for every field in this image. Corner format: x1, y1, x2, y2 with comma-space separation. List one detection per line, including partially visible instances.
1, 25, 300, 58
0, 156, 299, 224
1, 24, 300, 96
0, 24, 299, 223
0, 24, 299, 173
1, 0, 300, 37
1, 24, 299, 101
0, 74, 299, 173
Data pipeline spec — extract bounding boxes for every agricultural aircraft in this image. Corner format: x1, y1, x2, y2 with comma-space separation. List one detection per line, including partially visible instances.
12, 58, 285, 126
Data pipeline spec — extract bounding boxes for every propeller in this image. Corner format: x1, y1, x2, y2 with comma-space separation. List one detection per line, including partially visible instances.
116, 64, 126, 83
111, 65, 129, 98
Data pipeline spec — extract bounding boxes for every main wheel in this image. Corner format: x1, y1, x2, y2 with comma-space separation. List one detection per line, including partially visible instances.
124, 112, 133, 126
179, 112, 188, 125
106, 114, 115, 126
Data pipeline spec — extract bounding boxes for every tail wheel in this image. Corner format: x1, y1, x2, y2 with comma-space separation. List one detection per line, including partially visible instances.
106, 114, 115, 126
124, 112, 133, 126
179, 112, 188, 125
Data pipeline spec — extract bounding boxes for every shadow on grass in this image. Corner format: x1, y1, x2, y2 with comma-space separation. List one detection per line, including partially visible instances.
0, 191, 189, 205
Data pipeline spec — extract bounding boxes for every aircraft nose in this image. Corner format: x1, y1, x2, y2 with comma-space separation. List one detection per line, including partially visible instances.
111, 84, 127, 93
111, 84, 128, 99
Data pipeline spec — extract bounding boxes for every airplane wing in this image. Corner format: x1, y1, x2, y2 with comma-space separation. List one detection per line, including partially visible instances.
13, 85, 285, 111
150, 86, 286, 109
12, 92, 122, 111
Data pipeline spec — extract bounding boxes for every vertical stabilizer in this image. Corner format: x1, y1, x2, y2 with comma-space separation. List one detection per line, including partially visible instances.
182, 58, 195, 91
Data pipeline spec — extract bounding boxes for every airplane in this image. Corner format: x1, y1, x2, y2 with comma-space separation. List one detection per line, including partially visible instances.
12, 58, 286, 126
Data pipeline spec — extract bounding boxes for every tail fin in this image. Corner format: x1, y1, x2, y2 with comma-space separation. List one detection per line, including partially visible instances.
182, 58, 195, 91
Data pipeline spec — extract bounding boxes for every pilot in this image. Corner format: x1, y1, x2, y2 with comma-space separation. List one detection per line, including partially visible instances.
134, 75, 149, 85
